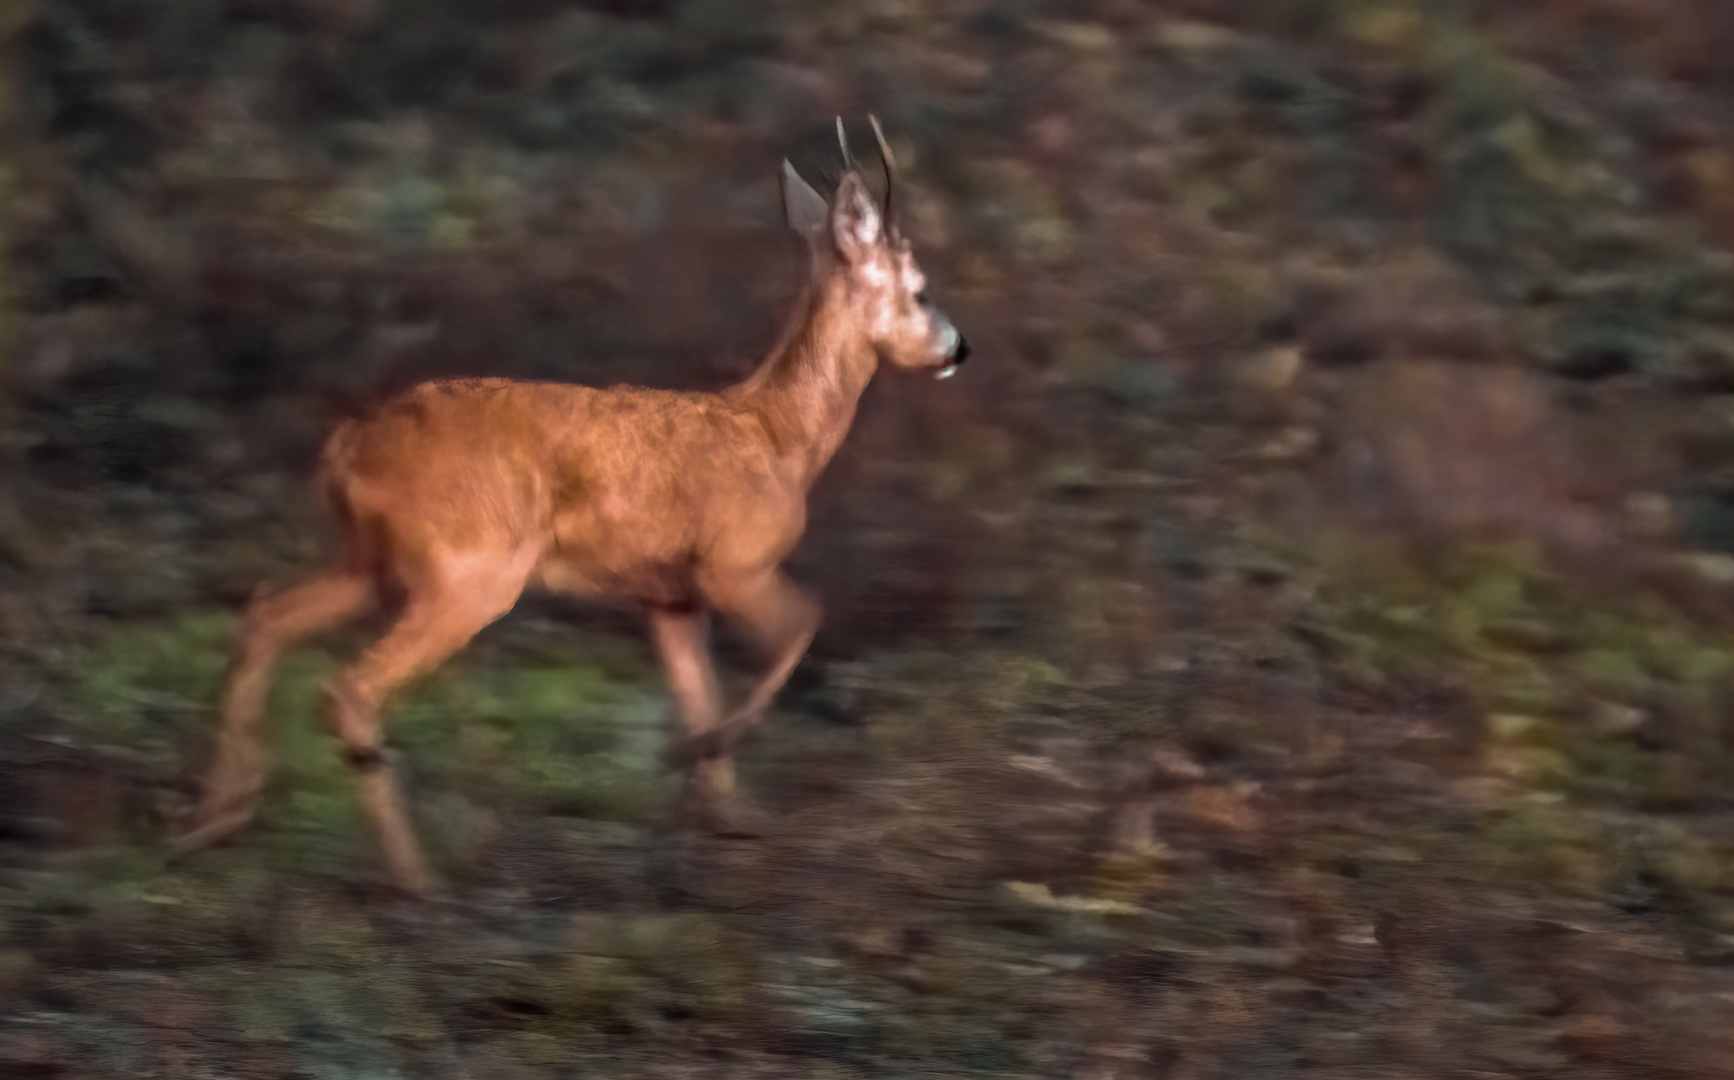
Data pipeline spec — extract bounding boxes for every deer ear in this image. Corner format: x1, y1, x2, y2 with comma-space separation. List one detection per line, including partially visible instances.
781, 160, 829, 245
830, 172, 882, 264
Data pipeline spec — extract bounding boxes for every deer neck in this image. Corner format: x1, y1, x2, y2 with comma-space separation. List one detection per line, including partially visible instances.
734, 275, 879, 486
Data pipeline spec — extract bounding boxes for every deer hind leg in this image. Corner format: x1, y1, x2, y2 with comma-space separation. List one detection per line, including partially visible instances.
179, 567, 377, 854
326, 556, 530, 894
710, 569, 820, 752
648, 607, 732, 804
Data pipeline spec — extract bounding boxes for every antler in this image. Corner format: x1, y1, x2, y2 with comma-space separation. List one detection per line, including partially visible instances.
868, 114, 897, 232
835, 116, 857, 174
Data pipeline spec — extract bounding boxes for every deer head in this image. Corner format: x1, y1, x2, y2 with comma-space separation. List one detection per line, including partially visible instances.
781, 117, 970, 379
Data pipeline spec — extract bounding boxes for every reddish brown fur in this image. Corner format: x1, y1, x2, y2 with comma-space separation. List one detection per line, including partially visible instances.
178, 140, 967, 893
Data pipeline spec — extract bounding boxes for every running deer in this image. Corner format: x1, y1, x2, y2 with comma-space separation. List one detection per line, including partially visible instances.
177, 119, 969, 893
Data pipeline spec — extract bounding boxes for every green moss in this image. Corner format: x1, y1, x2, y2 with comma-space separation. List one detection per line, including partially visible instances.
1160, 874, 1244, 949
1637, 820, 1730, 897
493, 913, 760, 1047
216, 962, 428, 1051
56, 610, 234, 751
1569, 646, 1649, 699
45, 610, 669, 880
392, 657, 669, 825
1478, 795, 1609, 896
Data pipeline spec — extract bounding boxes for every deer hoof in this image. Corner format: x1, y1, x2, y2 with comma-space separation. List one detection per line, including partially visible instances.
687, 799, 770, 840
170, 806, 257, 858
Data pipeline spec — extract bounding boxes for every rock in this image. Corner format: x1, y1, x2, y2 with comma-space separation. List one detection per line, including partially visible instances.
1030, 20, 1117, 54
1587, 701, 1646, 736
1252, 425, 1319, 461
1622, 492, 1674, 540
1235, 344, 1304, 394
1679, 551, 1734, 585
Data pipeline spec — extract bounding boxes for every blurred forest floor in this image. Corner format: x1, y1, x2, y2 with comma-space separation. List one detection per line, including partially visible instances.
9, 1, 1734, 1077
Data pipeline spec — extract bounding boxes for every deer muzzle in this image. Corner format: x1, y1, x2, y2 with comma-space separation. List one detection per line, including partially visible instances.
936, 324, 970, 379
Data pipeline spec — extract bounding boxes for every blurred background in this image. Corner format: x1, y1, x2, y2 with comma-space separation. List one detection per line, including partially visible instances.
5, 0, 1734, 1076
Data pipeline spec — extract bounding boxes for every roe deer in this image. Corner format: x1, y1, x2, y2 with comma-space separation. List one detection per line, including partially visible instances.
177, 119, 969, 894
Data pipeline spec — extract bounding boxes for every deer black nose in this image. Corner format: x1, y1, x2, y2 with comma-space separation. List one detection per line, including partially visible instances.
952, 335, 970, 364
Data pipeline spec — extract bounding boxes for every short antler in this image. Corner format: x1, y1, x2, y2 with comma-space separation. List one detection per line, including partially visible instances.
835, 116, 856, 174
869, 114, 897, 232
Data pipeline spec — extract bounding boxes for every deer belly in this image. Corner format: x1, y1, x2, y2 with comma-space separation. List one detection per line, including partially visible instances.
534, 548, 702, 609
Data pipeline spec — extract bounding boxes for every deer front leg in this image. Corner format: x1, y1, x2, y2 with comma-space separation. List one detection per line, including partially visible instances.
710, 570, 820, 752
648, 607, 734, 806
